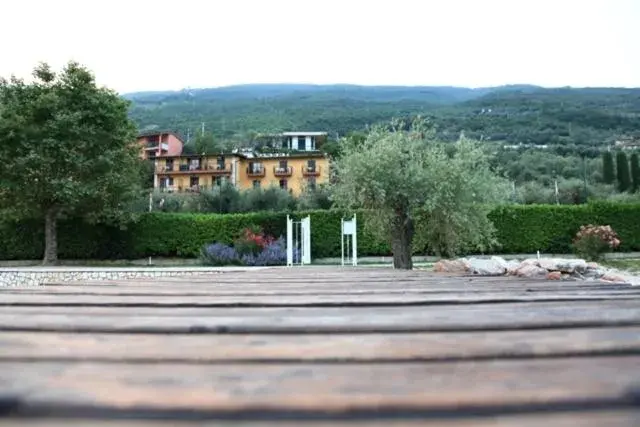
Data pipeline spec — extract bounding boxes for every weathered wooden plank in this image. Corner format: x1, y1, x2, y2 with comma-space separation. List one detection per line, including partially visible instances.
2, 411, 640, 426
1, 327, 639, 362
6, 284, 637, 297
0, 292, 637, 307
1, 357, 639, 414
1, 301, 639, 333
38, 274, 610, 287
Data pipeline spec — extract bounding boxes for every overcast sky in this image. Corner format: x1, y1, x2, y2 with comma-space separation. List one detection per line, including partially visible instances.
2, 0, 638, 93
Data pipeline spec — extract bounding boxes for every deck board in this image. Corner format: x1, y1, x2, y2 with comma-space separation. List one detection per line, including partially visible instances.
1, 267, 639, 425
1, 327, 639, 362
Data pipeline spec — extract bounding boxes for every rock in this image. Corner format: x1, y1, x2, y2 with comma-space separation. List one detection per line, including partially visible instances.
466, 257, 507, 276
515, 264, 548, 278
583, 267, 606, 279
600, 273, 628, 283
433, 259, 469, 273
490, 256, 521, 275
537, 258, 588, 274
546, 271, 562, 280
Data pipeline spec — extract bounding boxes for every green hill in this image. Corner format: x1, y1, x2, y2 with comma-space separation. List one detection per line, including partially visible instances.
125, 84, 640, 148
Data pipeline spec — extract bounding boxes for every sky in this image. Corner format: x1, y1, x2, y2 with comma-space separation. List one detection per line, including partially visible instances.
2, 0, 639, 93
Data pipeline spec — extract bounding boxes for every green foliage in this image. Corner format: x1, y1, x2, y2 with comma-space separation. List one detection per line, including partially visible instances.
142, 185, 314, 214
602, 152, 615, 184
125, 84, 640, 148
616, 151, 631, 192
630, 153, 640, 192
489, 202, 640, 254
297, 186, 333, 210
235, 186, 297, 213
192, 131, 218, 154
331, 119, 508, 266
0, 61, 145, 262
4, 204, 640, 261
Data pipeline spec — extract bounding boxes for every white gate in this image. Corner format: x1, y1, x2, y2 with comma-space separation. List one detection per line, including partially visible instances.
341, 214, 358, 266
287, 215, 311, 266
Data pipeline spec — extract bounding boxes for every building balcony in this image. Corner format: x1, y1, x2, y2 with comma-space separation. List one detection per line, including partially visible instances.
204, 163, 232, 174
273, 166, 293, 177
156, 163, 231, 174
145, 143, 169, 151
302, 165, 321, 177
247, 166, 266, 177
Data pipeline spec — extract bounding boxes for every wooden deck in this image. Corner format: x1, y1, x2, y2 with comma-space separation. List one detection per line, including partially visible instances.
1, 267, 639, 426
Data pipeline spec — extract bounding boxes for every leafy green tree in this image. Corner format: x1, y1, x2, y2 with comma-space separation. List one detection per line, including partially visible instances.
616, 151, 631, 192
0, 61, 144, 264
193, 131, 218, 154
630, 152, 640, 192
330, 119, 508, 269
602, 151, 615, 184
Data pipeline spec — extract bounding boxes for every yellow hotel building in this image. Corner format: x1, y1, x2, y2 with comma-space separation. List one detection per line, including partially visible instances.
153, 132, 330, 196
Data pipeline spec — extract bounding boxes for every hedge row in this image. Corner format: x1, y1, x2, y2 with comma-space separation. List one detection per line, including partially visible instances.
2, 203, 640, 260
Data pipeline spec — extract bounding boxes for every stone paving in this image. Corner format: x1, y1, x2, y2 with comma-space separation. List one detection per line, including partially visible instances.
0, 266, 261, 287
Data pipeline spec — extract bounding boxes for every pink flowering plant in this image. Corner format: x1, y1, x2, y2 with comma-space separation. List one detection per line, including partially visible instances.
572, 224, 621, 262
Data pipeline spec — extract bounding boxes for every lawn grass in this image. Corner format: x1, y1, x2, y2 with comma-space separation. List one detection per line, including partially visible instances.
601, 259, 640, 272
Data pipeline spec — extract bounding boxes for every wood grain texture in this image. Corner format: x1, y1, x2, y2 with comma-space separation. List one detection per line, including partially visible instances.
2, 411, 640, 426
1, 327, 639, 362
3, 267, 640, 424
1, 292, 638, 307
1, 300, 639, 333
2, 357, 640, 413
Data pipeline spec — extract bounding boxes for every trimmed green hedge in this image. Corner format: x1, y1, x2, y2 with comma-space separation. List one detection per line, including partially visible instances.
2, 202, 640, 260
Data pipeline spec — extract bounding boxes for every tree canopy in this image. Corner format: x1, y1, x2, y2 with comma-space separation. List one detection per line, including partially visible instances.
0, 61, 145, 264
330, 119, 508, 269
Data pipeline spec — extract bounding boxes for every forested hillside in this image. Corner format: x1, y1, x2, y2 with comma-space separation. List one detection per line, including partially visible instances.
126, 84, 640, 148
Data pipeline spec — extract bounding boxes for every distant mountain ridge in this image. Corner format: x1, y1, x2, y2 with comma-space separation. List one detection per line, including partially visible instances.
123, 83, 545, 104
124, 83, 640, 148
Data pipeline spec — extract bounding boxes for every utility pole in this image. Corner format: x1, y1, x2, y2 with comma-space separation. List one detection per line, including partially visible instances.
582, 155, 588, 203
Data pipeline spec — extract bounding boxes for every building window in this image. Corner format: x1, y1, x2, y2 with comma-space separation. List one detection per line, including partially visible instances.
189, 158, 200, 171
249, 162, 263, 174
307, 159, 316, 172
297, 136, 305, 150
279, 160, 288, 170
310, 136, 316, 150
165, 159, 174, 171
253, 180, 261, 189
160, 177, 174, 188
190, 176, 199, 188
279, 179, 288, 190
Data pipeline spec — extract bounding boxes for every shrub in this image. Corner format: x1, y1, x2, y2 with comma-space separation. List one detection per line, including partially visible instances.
5, 203, 640, 261
200, 243, 240, 266
573, 224, 621, 262
201, 236, 290, 266
233, 227, 275, 256
247, 237, 290, 266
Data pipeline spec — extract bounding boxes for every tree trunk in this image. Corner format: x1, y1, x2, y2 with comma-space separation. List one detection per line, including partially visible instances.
391, 211, 414, 270
43, 208, 58, 265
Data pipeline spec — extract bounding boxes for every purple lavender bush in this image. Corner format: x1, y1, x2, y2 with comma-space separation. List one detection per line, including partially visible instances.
201, 237, 298, 267
200, 243, 240, 266
254, 237, 288, 266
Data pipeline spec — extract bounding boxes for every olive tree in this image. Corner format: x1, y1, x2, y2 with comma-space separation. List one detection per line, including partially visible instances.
330, 120, 508, 269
